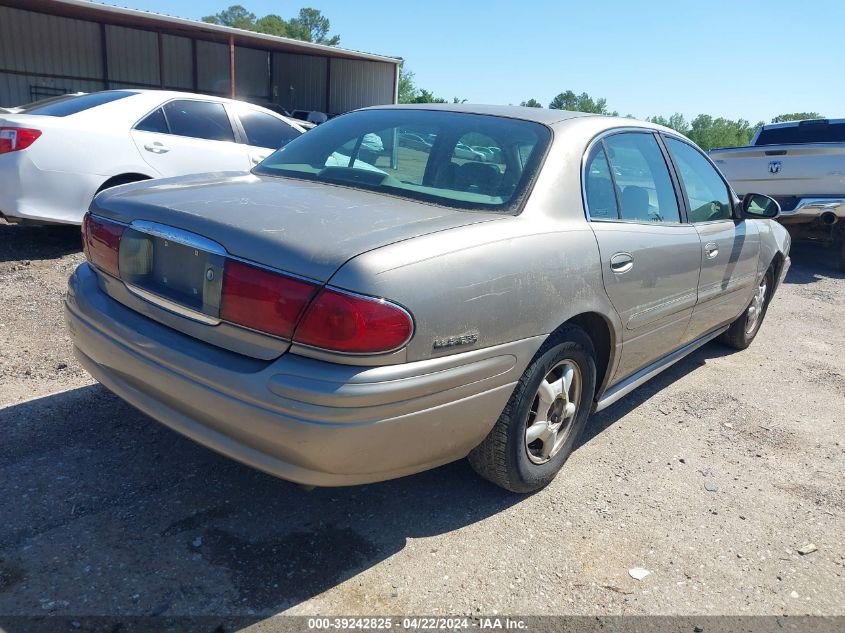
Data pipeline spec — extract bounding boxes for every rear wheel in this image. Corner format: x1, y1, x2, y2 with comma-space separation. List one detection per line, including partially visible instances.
720, 267, 774, 350
468, 327, 596, 493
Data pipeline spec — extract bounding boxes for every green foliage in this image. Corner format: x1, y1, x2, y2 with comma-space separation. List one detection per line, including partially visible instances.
771, 112, 823, 123
520, 98, 543, 108
397, 63, 459, 104
202, 5, 339, 45
202, 4, 256, 30
548, 90, 610, 114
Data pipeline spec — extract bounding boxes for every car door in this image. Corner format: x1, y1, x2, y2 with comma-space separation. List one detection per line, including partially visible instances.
663, 135, 760, 341
230, 105, 303, 167
130, 99, 251, 177
584, 131, 702, 382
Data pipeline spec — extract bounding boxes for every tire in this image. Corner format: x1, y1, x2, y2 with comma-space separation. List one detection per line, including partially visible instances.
468, 326, 597, 493
719, 266, 774, 350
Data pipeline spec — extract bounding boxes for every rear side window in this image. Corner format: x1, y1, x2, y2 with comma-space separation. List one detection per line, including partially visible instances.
238, 109, 301, 149
604, 133, 681, 223
135, 108, 169, 134
17, 91, 135, 117
665, 137, 732, 222
584, 146, 618, 219
162, 100, 235, 142
756, 121, 845, 145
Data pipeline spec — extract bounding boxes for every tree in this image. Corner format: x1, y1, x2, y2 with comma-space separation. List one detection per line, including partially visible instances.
202, 5, 339, 45
548, 90, 610, 115
254, 14, 289, 37
288, 8, 340, 45
685, 115, 764, 151
202, 4, 256, 30
520, 98, 543, 108
397, 64, 417, 103
397, 63, 456, 104
771, 112, 823, 123
647, 113, 689, 134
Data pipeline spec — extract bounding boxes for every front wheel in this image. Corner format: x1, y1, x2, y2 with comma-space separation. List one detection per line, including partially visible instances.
468, 327, 596, 493
720, 267, 774, 350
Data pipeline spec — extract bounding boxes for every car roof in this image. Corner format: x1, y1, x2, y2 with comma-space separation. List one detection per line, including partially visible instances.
363, 103, 600, 125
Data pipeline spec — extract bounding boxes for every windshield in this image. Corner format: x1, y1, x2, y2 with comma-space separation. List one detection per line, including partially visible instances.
254, 109, 551, 212
17, 91, 136, 117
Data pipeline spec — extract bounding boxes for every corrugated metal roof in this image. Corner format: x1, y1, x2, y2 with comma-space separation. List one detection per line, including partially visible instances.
0, 0, 402, 65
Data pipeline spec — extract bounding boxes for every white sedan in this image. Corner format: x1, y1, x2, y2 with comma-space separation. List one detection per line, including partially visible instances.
0, 90, 305, 225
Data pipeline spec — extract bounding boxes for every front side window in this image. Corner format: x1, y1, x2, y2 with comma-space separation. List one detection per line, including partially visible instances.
238, 109, 301, 150
255, 109, 551, 212
162, 100, 235, 143
665, 137, 732, 222
604, 133, 681, 223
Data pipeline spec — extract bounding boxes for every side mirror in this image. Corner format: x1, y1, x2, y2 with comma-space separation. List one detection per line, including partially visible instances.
739, 193, 780, 219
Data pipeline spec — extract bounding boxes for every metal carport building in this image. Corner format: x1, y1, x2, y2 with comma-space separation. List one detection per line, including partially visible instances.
0, 0, 401, 114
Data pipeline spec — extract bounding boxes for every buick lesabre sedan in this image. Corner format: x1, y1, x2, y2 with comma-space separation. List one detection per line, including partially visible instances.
65, 105, 790, 492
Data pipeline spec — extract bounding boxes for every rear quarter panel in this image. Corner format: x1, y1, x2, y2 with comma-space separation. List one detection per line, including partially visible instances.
330, 215, 620, 365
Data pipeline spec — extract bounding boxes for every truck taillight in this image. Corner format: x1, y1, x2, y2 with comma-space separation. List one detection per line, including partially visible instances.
220, 259, 318, 339
293, 288, 413, 354
0, 127, 41, 154
82, 212, 123, 277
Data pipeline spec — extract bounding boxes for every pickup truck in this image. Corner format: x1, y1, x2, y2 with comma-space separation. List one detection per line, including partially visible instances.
710, 118, 845, 269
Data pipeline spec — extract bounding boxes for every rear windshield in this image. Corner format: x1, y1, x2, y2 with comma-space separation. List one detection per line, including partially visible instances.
755, 121, 845, 145
254, 109, 551, 212
16, 91, 135, 117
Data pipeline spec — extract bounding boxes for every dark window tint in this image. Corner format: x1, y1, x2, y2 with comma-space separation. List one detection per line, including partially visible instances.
162, 100, 234, 142
135, 108, 169, 134
255, 109, 550, 212
17, 91, 135, 117
755, 121, 845, 145
604, 133, 680, 223
239, 109, 301, 149
584, 146, 618, 219
666, 137, 732, 222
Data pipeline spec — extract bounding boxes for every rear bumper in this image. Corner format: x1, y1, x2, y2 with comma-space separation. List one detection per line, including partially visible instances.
65, 263, 535, 486
779, 198, 845, 223
0, 152, 100, 225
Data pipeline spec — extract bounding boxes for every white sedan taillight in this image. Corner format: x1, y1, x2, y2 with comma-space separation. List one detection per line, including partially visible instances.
0, 127, 42, 154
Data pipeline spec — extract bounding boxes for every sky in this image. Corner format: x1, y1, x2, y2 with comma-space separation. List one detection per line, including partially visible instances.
97, 0, 845, 123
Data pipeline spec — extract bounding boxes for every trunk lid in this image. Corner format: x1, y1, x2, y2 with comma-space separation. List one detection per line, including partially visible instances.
92, 172, 500, 282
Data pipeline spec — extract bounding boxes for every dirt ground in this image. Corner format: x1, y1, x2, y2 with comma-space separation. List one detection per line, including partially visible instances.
1, 218, 843, 622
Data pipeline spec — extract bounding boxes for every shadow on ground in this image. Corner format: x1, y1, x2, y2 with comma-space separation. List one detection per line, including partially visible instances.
0, 385, 519, 621
783, 241, 844, 285
0, 336, 738, 622
0, 222, 81, 263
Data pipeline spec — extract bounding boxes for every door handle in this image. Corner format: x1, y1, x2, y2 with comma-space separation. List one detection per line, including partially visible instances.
609, 252, 634, 274
143, 142, 170, 154
704, 242, 719, 259
251, 155, 262, 165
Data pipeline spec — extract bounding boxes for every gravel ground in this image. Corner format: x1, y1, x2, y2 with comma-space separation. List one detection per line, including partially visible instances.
1, 218, 843, 621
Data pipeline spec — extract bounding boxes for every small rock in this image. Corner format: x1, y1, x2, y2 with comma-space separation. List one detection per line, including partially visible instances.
628, 567, 651, 581
797, 543, 817, 555
191, 536, 202, 547
790, 590, 800, 599
704, 481, 719, 492
679, 458, 686, 464
56, 362, 67, 370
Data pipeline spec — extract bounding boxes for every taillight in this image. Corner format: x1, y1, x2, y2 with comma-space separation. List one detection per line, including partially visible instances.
293, 288, 413, 354
0, 127, 41, 154
220, 259, 318, 339
82, 212, 123, 277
